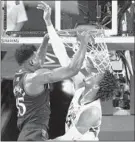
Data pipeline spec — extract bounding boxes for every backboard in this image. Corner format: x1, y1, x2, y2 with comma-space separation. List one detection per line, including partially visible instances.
1, 0, 118, 37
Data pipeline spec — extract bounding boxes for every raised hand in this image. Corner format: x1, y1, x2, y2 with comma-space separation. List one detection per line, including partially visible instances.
77, 31, 90, 46
43, 33, 49, 41
37, 1, 51, 22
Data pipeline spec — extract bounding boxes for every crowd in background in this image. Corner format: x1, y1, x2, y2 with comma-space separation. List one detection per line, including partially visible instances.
113, 76, 130, 115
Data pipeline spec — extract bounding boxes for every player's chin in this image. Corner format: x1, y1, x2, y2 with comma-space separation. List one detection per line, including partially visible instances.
84, 78, 92, 86
85, 66, 91, 73
85, 82, 93, 89
86, 67, 98, 74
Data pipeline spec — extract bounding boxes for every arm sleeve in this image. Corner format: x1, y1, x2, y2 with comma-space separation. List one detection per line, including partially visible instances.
47, 24, 86, 89
47, 24, 71, 67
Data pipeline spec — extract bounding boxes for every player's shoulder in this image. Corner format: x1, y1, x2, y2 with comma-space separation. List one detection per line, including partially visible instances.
24, 68, 51, 84
76, 106, 101, 131
82, 106, 101, 118
90, 106, 100, 115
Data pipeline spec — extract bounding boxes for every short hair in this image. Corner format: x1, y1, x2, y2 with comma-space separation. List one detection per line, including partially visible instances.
96, 70, 118, 101
15, 44, 37, 66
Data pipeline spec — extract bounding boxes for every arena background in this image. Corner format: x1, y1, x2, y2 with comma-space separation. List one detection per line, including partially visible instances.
1, 0, 135, 141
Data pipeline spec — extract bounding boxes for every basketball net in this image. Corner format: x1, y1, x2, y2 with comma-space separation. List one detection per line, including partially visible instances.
86, 29, 111, 73
59, 28, 111, 74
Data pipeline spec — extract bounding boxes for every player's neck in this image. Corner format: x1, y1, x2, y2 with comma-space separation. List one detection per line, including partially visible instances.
23, 64, 34, 73
80, 87, 97, 105
85, 88, 97, 101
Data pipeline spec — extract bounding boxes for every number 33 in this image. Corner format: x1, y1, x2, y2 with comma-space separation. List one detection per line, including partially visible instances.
16, 97, 26, 116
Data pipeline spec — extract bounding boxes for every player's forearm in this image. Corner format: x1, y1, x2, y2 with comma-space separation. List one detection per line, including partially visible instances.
45, 19, 70, 67
69, 42, 87, 73
36, 34, 49, 64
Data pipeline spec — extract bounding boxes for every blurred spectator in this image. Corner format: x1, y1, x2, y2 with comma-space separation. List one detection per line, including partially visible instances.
6, 1, 28, 34
119, 76, 126, 84
123, 91, 130, 110
113, 76, 130, 115
113, 90, 122, 108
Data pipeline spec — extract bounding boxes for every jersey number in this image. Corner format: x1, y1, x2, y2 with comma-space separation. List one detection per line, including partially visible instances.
16, 97, 26, 117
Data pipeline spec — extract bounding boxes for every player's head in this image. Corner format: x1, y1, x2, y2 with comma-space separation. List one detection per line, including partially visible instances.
96, 70, 118, 101
15, 44, 41, 71
84, 70, 118, 101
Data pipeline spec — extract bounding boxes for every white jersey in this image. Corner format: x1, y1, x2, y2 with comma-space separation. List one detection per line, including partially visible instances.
65, 87, 102, 140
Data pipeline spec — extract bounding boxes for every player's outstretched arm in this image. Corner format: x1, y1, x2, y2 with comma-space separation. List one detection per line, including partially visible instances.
37, 2, 88, 89
37, 1, 70, 67
26, 32, 88, 85
36, 34, 49, 66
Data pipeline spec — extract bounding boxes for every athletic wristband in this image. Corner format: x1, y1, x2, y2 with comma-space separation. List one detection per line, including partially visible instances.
46, 24, 71, 67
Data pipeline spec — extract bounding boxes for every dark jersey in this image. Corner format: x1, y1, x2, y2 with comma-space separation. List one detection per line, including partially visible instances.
13, 69, 51, 131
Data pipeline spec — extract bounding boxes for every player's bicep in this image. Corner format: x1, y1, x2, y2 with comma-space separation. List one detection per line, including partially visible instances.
47, 25, 70, 67
32, 67, 76, 84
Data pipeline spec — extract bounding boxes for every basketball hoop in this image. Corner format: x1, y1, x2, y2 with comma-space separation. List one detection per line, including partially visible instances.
58, 28, 111, 73
86, 29, 111, 73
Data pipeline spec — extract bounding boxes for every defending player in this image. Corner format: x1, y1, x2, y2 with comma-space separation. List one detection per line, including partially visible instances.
13, 12, 89, 141
55, 65, 118, 140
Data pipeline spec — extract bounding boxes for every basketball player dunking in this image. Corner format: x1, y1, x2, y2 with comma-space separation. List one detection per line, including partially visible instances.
39, 2, 118, 140
13, 3, 89, 140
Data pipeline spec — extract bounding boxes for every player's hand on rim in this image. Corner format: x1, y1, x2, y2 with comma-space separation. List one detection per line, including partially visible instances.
77, 31, 90, 46
44, 33, 49, 41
